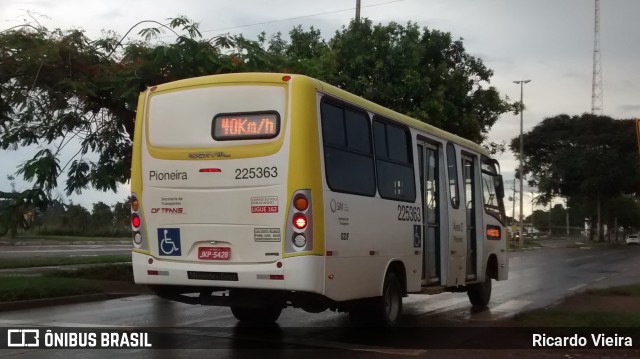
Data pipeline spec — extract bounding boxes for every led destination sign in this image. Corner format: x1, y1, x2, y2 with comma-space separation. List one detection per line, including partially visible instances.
213, 112, 279, 140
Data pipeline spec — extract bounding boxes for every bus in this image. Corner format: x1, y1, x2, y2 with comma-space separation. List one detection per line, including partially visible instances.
130, 73, 508, 325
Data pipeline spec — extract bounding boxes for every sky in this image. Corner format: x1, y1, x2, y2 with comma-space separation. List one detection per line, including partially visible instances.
1, 0, 640, 216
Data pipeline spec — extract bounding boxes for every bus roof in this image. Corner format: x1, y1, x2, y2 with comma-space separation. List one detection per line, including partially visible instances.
146, 72, 492, 158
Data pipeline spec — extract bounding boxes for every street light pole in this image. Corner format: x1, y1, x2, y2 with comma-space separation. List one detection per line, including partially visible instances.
514, 79, 531, 247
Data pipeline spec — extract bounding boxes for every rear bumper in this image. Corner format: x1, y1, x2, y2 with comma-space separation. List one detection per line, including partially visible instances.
132, 251, 325, 294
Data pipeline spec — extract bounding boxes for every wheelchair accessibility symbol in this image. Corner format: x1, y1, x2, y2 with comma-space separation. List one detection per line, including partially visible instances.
157, 228, 181, 256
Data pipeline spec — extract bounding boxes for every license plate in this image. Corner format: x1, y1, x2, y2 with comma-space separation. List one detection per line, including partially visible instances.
198, 247, 231, 260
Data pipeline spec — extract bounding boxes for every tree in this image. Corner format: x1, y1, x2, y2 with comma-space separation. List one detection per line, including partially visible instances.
91, 201, 113, 227
112, 198, 131, 227
323, 20, 511, 144
64, 204, 91, 233
1, 17, 512, 206
0, 176, 48, 238
511, 114, 639, 240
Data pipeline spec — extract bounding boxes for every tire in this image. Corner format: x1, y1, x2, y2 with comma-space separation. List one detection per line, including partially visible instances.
230, 305, 282, 324
467, 269, 492, 308
349, 272, 403, 327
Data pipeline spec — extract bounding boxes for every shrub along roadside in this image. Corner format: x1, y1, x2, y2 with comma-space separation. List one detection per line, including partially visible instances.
0, 255, 131, 269
0, 277, 102, 302
4, 235, 129, 242
45, 264, 134, 282
0, 264, 134, 302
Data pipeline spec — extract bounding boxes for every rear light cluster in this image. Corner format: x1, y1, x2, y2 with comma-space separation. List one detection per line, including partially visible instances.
131, 193, 146, 249
285, 190, 313, 253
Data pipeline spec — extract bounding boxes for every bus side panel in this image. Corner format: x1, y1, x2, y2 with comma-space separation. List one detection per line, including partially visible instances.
317, 94, 421, 302
322, 193, 421, 301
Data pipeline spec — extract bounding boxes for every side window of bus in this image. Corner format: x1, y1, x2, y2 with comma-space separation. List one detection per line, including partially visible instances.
372, 117, 416, 202
320, 100, 376, 196
446, 143, 460, 208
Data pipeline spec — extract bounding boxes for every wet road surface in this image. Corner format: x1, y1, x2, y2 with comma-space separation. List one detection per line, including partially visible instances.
1, 245, 639, 357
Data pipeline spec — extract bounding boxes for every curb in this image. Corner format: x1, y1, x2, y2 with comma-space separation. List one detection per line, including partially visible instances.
0, 293, 136, 312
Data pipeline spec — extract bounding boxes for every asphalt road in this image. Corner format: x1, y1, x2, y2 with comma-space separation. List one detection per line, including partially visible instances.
1, 245, 639, 358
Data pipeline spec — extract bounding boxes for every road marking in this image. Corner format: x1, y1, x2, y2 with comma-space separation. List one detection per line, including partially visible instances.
565, 254, 595, 262
594, 276, 606, 282
568, 284, 586, 292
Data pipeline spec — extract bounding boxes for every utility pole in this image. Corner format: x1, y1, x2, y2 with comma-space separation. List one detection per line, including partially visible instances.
548, 199, 552, 238
514, 79, 531, 247
511, 178, 517, 238
531, 191, 535, 233
591, 0, 603, 114
566, 199, 570, 238
355, 0, 361, 22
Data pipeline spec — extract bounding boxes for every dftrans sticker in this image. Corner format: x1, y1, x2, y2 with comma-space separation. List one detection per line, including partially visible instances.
157, 228, 181, 256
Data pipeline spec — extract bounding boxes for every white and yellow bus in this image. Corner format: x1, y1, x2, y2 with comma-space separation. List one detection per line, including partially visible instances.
130, 73, 508, 325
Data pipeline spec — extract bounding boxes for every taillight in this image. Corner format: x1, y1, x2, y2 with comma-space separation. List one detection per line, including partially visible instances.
132, 214, 141, 228
293, 214, 307, 229
131, 193, 146, 250
285, 189, 313, 253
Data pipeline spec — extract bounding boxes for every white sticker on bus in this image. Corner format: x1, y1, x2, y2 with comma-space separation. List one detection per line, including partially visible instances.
254, 228, 281, 242
251, 196, 279, 213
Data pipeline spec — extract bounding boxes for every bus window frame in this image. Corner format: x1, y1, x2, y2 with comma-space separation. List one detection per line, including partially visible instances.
446, 142, 460, 209
319, 96, 376, 197
371, 115, 417, 203
481, 157, 506, 226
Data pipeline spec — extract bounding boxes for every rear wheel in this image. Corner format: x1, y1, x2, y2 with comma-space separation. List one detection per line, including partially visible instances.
349, 272, 403, 326
467, 269, 492, 308
230, 305, 282, 324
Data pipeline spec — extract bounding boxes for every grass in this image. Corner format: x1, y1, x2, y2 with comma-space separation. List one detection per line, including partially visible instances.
586, 284, 640, 297
514, 284, 640, 327
514, 309, 640, 327
0, 276, 102, 302
0, 255, 131, 269
46, 264, 134, 282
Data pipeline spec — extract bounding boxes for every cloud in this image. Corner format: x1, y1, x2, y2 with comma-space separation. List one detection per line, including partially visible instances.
618, 105, 640, 113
